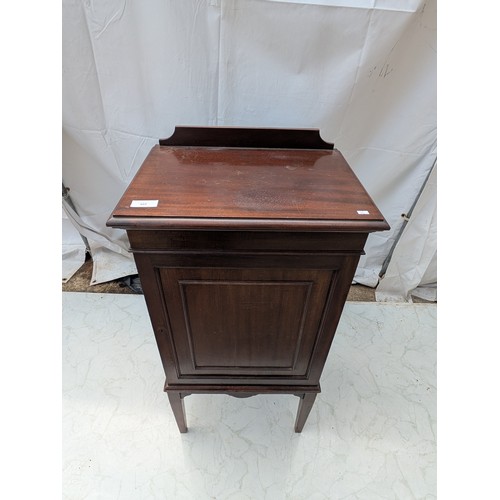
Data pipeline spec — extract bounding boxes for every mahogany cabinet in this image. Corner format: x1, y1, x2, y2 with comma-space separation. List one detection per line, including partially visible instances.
107, 126, 389, 433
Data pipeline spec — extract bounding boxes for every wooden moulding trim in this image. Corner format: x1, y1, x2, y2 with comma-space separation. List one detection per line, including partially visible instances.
127, 249, 365, 256
106, 216, 390, 232
163, 383, 321, 394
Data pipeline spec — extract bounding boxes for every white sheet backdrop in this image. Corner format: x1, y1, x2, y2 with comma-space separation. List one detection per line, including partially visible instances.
376, 162, 437, 301
62, 0, 436, 296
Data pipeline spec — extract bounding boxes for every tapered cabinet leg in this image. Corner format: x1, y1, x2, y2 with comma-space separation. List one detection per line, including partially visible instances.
294, 393, 317, 433
167, 392, 188, 433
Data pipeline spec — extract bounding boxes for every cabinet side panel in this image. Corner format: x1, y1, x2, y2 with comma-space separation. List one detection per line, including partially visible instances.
131, 253, 181, 383
306, 255, 362, 383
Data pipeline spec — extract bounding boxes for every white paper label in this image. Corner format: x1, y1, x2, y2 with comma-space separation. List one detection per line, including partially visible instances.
357, 210, 370, 215
130, 200, 159, 208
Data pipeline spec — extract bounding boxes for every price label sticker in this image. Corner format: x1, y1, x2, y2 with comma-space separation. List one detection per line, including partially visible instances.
357, 210, 370, 215
131, 200, 159, 208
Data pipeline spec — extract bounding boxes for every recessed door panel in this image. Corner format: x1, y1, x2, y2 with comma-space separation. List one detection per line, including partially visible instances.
158, 267, 335, 379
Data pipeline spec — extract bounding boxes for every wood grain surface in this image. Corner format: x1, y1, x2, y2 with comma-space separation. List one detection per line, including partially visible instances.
108, 146, 388, 231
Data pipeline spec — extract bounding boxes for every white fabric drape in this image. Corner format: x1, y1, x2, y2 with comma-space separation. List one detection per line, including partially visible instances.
62, 0, 436, 290
376, 163, 437, 302
62, 206, 87, 282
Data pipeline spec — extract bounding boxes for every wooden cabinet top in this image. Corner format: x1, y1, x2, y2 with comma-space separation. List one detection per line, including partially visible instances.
107, 127, 389, 232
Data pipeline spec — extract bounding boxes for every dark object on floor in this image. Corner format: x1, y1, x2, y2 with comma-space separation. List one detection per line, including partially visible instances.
119, 275, 143, 294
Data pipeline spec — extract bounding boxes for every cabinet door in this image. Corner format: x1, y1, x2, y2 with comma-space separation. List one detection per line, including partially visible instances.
158, 267, 334, 381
